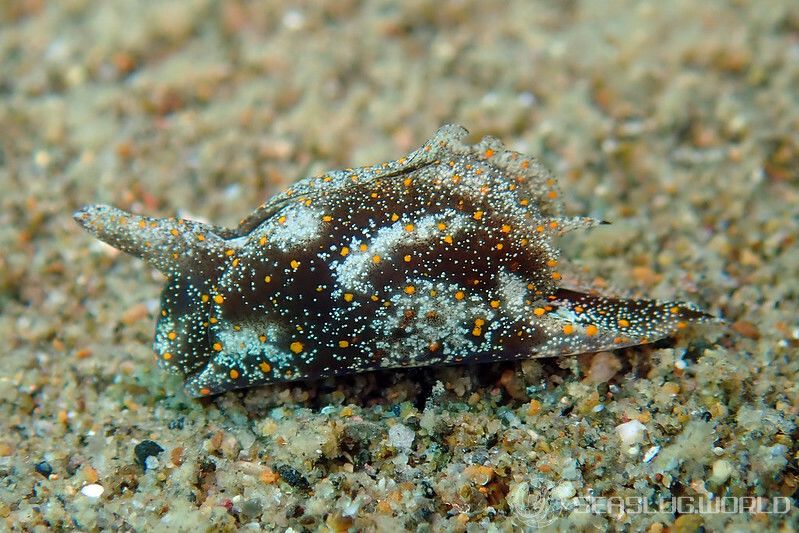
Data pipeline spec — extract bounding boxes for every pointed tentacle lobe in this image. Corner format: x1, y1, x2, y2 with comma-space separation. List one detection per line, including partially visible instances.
74, 125, 713, 397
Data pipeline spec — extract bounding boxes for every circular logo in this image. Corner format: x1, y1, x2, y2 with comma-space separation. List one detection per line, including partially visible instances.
508, 482, 556, 529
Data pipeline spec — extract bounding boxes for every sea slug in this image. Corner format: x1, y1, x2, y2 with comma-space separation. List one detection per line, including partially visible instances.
74, 125, 710, 396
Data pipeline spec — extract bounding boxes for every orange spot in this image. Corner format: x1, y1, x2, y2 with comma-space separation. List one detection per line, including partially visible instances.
391, 213, 400, 222
551, 272, 562, 280
405, 223, 415, 232
404, 285, 416, 295
677, 321, 687, 329
533, 307, 546, 316
549, 221, 559, 229
495, 243, 504, 250
443, 235, 453, 244
404, 254, 411, 262
547, 259, 558, 267
200, 388, 211, 396
340, 247, 350, 257
372, 255, 381, 264
278, 215, 287, 225
454, 291, 465, 301
670, 306, 680, 314
359, 243, 368, 252
547, 190, 558, 199
264, 275, 272, 283
259, 236, 267, 245
167, 331, 177, 340
472, 327, 482, 336
452, 174, 461, 183
170, 228, 179, 236
403, 178, 412, 187
490, 300, 500, 309
196, 233, 205, 241
473, 210, 484, 220
290, 341, 304, 354
162, 352, 172, 360
209, 316, 218, 324
618, 319, 630, 328
259, 362, 271, 373
225, 249, 235, 256
201, 294, 210, 303
437, 222, 447, 231
229, 369, 239, 379
586, 325, 599, 336
213, 342, 222, 351
501, 224, 511, 233
322, 215, 333, 222
613, 337, 625, 344
574, 306, 584, 313
290, 259, 300, 269
338, 340, 350, 348
213, 294, 225, 304
343, 293, 354, 302
259, 335, 267, 343
484, 148, 494, 158
475, 318, 485, 327
536, 225, 545, 233
520, 199, 529, 206
562, 324, 574, 335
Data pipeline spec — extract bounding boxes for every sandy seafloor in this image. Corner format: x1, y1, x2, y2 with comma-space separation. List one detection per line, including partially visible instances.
1, 1, 799, 531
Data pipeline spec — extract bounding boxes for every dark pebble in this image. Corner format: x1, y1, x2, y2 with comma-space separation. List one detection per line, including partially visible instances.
35, 461, 53, 478
277, 464, 309, 490
134, 440, 164, 470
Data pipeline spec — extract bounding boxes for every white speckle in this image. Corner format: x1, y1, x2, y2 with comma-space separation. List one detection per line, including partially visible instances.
592, 404, 605, 413
674, 359, 687, 371
388, 423, 415, 451
81, 484, 104, 498
518, 92, 537, 107
145, 456, 159, 471
224, 184, 242, 200
498, 271, 531, 316
643, 445, 661, 463
616, 420, 646, 445
332, 211, 467, 293
264, 203, 322, 251
342, 495, 364, 517
710, 459, 733, 484
551, 481, 576, 500
34, 150, 51, 168
712, 446, 725, 456
481, 91, 500, 108
282, 9, 305, 30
